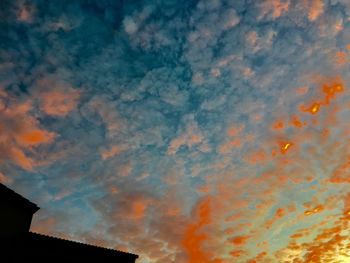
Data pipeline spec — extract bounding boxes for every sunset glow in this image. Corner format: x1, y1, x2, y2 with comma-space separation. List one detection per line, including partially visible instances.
2, 0, 350, 262
280, 142, 293, 154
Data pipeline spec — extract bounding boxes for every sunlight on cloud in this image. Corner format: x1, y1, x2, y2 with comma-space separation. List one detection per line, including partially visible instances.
2, 0, 350, 262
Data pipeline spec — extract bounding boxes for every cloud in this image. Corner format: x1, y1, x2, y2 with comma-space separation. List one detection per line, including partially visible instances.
16, 0, 35, 23
39, 90, 80, 117
83, 95, 125, 138
123, 16, 138, 35
0, 89, 56, 171
31, 210, 73, 240
0, 172, 13, 184
167, 115, 207, 155
89, 185, 190, 262
2, 0, 350, 262
273, 207, 350, 262
35, 76, 81, 117
16, 129, 55, 146
258, 0, 291, 20
305, 0, 324, 21
181, 197, 223, 263
101, 144, 127, 160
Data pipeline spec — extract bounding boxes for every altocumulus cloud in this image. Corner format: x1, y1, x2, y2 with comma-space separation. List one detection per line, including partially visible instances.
2, 0, 350, 262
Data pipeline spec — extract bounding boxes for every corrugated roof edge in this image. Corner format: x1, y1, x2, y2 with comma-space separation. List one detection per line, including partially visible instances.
29, 231, 139, 258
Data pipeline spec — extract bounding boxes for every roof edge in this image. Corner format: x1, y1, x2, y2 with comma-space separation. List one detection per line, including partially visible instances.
29, 232, 139, 258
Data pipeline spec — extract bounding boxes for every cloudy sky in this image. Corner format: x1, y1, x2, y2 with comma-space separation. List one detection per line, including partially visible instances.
1, 0, 350, 262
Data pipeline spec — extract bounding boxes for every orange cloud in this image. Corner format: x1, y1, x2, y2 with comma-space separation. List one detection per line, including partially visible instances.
226, 124, 244, 137
36, 77, 81, 117
302, 102, 321, 114
334, 51, 348, 66
272, 120, 285, 130
218, 139, 242, 154
0, 90, 56, 170
101, 145, 126, 160
181, 197, 223, 263
304, 205, 324, 216
167, 122, 205, 155
246, 251, 268, 263
290, 232, 307, 239
266, 207, 286, 227
279, 141, 293, 154
229, 249, 246, 258
294, 222, 348, 262
274, 192, 350, 262
243, 149, 268, 164
259, 0, 290, 19
0, 172, 12, 184
322, 83, 344, 104
10, 148, 34, 171
342, 193, 350, 212
290, 115, 306, 128
108, 194, 154, 225
305, 0, 324, 21
130, 200, 148, 220
218, 125, 254, 154
328, 156, 350, 184
300, 81, 344, 115
40, 90, 80, 117
230, 235, 250, 246
17, 1, 35, 23
17, 129, 55, 146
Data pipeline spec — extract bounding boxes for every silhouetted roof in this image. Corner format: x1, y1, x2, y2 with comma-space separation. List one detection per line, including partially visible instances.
3, 232, 138, 260
0, 183, 139, 261
0, 183, 39, 214
28, 232, 139, 258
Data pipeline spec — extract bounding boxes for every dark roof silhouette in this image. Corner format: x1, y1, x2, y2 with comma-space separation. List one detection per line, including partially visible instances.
0, 183, 39, 213
0, 183, 139, 262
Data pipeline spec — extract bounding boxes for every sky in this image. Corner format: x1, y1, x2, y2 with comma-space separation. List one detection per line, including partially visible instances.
1, 0, 350, 262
